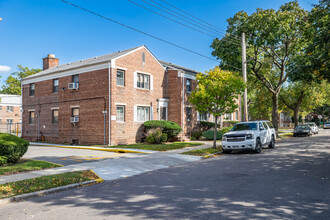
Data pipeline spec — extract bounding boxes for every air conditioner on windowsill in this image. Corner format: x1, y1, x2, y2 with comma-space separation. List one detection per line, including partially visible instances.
68, 82, 79, 90
70, 116, 79, 123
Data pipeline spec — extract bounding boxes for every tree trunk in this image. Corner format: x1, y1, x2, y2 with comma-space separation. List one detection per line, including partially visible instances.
271, 93, 279, 137
213, 115, 218, 149
220, 115, 223, 129
293, 107, 299, 128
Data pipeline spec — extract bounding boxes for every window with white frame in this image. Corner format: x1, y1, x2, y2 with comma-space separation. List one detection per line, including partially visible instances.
116, 106, 125, 122
186, 79, 192, 92
137, 73, 150, 89
137, 106, 150, 122
29, 111, 35, 124
7, 106, 13, 112
117, 70, 125, 86
7, 119, 13, 124
186, 107, 192, 122
199, 112, 208, 121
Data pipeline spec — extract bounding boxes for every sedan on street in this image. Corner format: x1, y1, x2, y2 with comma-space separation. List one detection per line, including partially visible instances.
324, 121, 330, 129
293, 125, 312, 137
304, 122, 319, 134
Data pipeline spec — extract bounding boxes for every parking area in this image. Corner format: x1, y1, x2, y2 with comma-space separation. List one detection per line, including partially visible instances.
23, 145, 139, 166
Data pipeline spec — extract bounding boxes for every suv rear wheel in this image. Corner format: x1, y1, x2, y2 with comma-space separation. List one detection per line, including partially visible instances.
268, 136, 275, 149
254, 139, 262, 153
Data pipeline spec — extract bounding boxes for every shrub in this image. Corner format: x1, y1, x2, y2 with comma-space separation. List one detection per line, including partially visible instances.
0, 133, 29, 163
146, 129, 167, 144
220, 126, 233, 134
191, 130, 203, 140
0, 156, 8, 166
200, 121, 219, 131
202, 130, 223, 140
144, 120, 182, 139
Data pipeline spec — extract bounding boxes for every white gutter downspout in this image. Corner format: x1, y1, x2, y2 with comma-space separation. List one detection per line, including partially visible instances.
181, 71, 185, 139
108, 62, 111, 146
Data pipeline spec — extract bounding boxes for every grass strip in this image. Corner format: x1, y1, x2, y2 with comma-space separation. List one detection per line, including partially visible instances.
0, 170, 99, 199
107, 142, 202, 151
278, 132, 293, 139
0, 159, 62, 176
182, 146, 222, 156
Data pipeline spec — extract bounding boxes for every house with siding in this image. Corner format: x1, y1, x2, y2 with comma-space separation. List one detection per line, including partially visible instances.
21, 45, 240, 145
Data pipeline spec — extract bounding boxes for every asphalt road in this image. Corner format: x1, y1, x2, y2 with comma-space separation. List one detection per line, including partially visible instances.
1, 130, 329, 220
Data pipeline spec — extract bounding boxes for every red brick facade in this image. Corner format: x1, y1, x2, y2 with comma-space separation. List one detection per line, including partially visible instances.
22, 46, 241, 145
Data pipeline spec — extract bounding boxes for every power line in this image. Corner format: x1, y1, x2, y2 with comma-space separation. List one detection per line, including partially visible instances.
148, 0, 241, 43
59, 0, 242, 71
137, 0, 241, 46
127, 0, 241, 47
158, 0, 241, 41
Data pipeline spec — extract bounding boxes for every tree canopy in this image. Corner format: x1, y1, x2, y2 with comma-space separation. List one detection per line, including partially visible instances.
189, 67, 245, 148
0, 65, 41, 95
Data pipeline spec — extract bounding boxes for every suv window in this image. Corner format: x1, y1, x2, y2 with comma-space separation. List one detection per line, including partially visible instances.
266, 122, 274, 128
262, 122, 268, 129
232, 123, 258, 131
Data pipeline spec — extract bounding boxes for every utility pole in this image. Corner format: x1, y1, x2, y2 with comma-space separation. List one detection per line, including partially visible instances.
242, 32, 248, 122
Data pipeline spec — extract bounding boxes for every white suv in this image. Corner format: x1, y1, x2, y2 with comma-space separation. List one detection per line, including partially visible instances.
222, 120, 276, 154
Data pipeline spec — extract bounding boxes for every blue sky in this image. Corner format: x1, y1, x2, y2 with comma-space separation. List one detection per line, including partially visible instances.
0, 0, 318, 85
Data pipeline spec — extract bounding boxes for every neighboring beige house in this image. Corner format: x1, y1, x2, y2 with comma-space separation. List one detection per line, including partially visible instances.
0, 94, 22, 134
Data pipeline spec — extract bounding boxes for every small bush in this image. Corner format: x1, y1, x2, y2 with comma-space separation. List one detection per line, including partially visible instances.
0, 156, 8, 166
144, 120, 182, 139
191, 130, 203, 140
200, 121, 219, 130
146, 129, 167, 144
220, 126, 233, 134
202, 130, 223, 140
0, 133, 29, 163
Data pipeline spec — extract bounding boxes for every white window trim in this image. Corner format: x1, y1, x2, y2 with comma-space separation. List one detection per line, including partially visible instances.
135, 105, 151, 122
134, 71, 153, 90
70, 105, 80, 108
116, 105, 125, 123
115, 103, 127, 106
51, 107, 59, 110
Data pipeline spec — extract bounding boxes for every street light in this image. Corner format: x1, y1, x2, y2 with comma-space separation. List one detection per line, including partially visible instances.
0, 17, 2, 22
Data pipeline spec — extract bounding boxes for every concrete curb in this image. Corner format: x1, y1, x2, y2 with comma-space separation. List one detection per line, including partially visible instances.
0, 179, 101, 206
30, 143, 152, 154
0, 169, 104, 206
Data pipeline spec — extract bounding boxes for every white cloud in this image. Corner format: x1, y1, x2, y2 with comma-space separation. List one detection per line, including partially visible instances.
0, 65, 11, 72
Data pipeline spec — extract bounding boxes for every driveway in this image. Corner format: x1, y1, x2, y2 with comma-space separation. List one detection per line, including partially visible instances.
1, 130, 329, 219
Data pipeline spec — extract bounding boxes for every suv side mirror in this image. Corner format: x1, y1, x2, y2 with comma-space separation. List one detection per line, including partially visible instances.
260, 127, 264, 131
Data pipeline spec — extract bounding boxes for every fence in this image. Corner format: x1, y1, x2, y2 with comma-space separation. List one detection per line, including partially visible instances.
0, 123, 22, 137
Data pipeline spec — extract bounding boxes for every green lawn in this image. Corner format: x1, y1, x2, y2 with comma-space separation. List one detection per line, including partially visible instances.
182, 146, 222, 156
0, 159, 62, 176
107, 142, 203, 151
0, 170, 100, 199
278, 132, 293, 139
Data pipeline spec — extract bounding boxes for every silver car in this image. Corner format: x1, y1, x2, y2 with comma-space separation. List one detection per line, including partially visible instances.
304, 122, 319, 134
324, 122, 330, 129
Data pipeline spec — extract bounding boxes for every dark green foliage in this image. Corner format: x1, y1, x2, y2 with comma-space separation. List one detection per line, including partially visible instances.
0, 156, 8, 166
0, 133, 29, 163
146, 129, 167, 144
220, 126, 233, 134
144, 120, 182, 139
202, 130, 223, 140
200, 121, 219, 130
191, 130, 203, 140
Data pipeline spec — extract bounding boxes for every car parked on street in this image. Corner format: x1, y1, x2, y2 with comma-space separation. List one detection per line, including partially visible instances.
293, 125, 312, 137
222, 120, 276, 154
304, 122, 319, 134
324, 121, 330, 129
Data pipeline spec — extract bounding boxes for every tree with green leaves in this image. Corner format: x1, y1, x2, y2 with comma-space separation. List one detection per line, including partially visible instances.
288, 0, 329, 83
0, 65, 41, 95
189, 67, 245, 148
280, 81, 328, 127
211, 1, 308, 136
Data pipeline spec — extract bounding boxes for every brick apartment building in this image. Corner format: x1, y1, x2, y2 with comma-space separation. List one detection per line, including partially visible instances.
0, 94, 22, 134
21, 45, 241, 145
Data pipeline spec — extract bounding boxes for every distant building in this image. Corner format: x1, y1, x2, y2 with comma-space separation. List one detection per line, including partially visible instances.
0, 94, 22, 133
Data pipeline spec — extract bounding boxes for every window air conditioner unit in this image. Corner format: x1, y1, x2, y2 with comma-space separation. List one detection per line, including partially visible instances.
68, 82, 79, 90
70, 116, 79, 123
